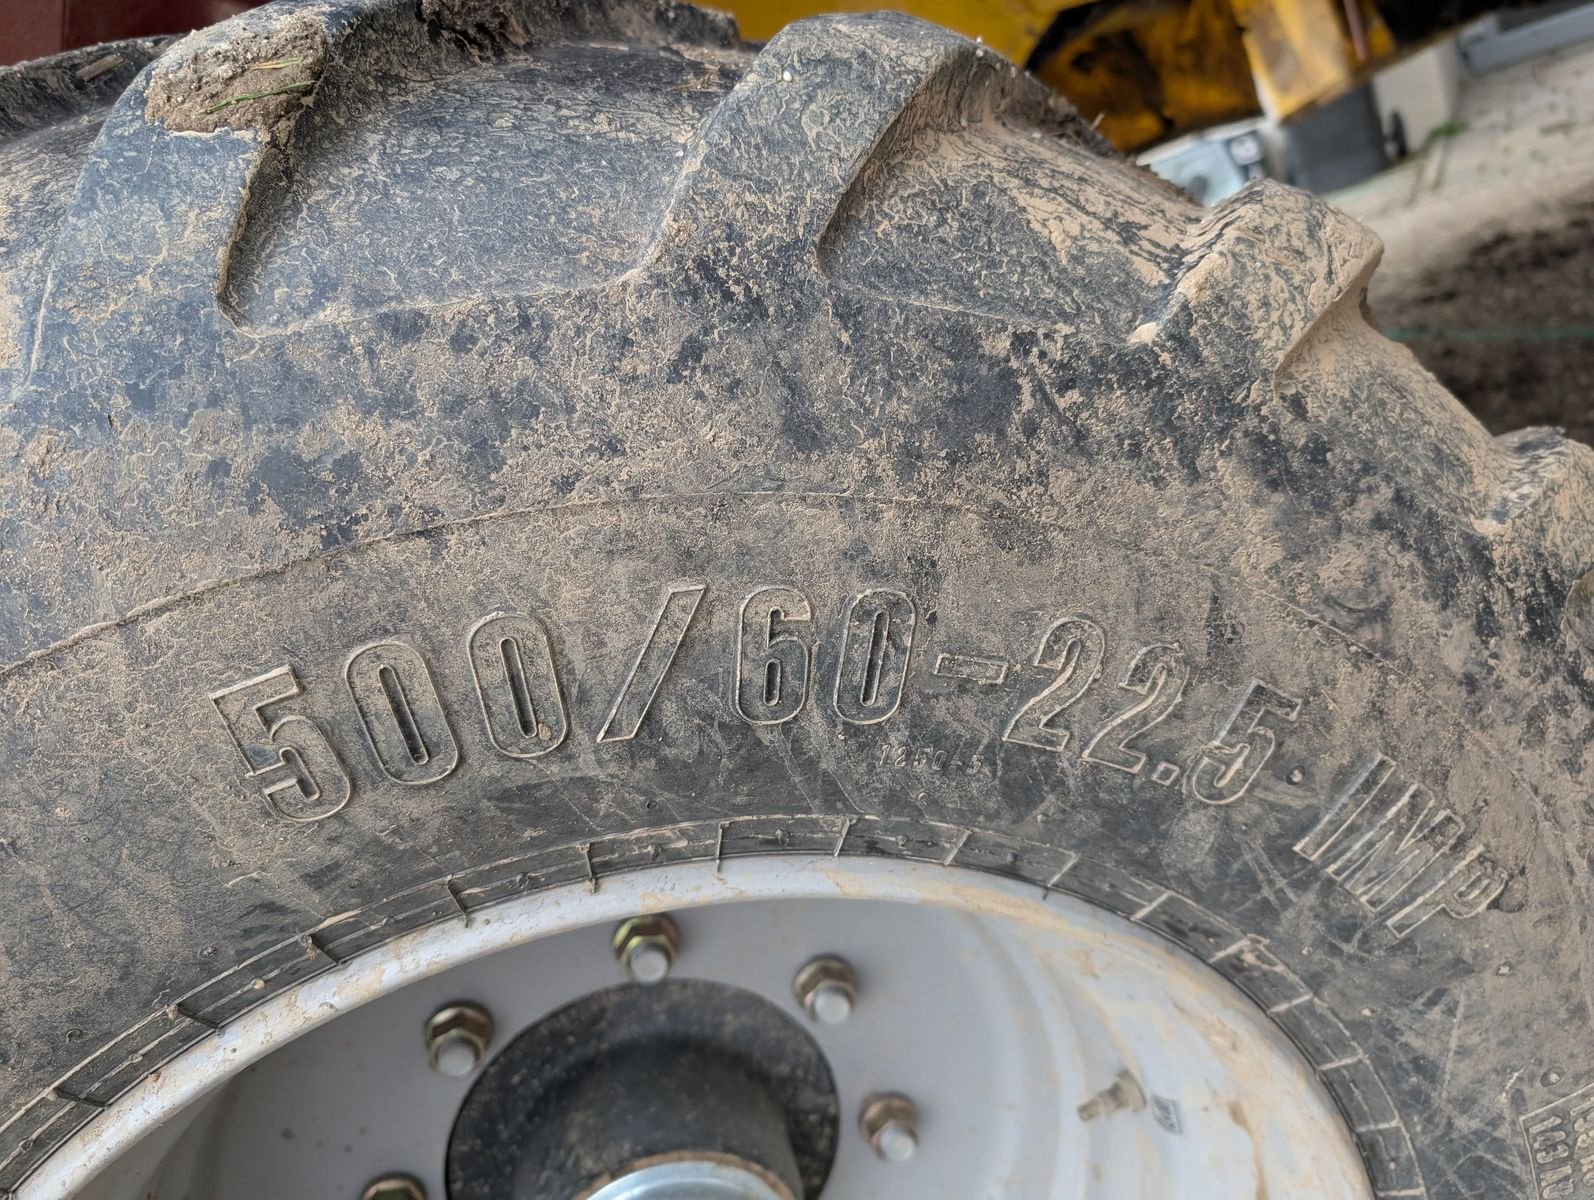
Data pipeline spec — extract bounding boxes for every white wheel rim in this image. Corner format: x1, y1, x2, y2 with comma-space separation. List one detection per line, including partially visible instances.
43, 856, 1371, 1199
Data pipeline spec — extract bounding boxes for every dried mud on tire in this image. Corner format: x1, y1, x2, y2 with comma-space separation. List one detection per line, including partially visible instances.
2, 3, 1594, 1197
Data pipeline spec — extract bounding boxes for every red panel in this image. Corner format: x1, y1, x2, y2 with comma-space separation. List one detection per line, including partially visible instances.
0, 0, 67, 65
2, 0, 262, 66
61, 0, 241, 47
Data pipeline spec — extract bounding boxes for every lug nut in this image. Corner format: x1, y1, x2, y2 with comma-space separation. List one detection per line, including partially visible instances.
424, 1002, 493, 1077
361, 1174, 426, 1200
793, 955, 858, 1024
613, 913, 679, 984
860, 1092, 919, 1163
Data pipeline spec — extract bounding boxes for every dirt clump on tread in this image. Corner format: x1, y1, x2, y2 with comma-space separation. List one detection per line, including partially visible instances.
145, 12, 325, 138
420, 0, 531, 50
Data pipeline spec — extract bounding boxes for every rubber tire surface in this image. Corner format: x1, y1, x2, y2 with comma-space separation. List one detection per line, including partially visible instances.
3, 3, 1594, 1197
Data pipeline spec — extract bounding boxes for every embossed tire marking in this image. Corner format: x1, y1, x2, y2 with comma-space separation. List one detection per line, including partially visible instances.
3, 0, 1591, 1194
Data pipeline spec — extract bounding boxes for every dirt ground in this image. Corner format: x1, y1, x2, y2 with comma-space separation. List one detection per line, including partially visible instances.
1360, 173, 1594, 447
1333, 40, 1594, 447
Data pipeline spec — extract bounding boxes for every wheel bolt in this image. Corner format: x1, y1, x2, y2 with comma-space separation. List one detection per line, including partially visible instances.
793, 955, 858, 1024
424, 1002, 493, 1077
361, 1174, 426, 1200
613, 913, 679, 984
860, 1092, 919, 1163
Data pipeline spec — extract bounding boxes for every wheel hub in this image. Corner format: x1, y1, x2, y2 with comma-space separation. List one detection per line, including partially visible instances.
586, 1159, 792, 1200
447, 980, 835, 1200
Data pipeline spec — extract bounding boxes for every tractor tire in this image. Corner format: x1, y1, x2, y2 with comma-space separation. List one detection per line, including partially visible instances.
1, 2, 1593, 1197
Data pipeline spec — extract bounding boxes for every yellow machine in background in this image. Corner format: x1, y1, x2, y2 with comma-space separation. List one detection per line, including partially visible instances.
725, 0, 1061, 59
723, 0, 1407, 151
